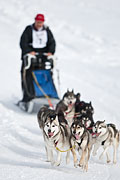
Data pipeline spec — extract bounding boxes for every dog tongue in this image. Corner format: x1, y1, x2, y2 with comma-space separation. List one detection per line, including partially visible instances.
48, 132, 54, 137
92, 132, 101, 137
75, 134, 79, 140
69, 104, 73, 107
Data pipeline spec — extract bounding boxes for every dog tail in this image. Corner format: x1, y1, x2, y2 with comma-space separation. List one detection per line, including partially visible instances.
119, 130, 120, 142
115, 130, 120, 149
116, 130, 120, 147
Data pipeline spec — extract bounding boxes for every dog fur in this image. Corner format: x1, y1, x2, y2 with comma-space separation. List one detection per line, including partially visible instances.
70, 120, 93, 171
92, 120, 120, 164
79, 114, 94, 134
56, 89, 76, 126
37, 106, 72, 166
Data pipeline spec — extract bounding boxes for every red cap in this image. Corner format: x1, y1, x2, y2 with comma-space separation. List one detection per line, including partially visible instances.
35, 14, 45, 22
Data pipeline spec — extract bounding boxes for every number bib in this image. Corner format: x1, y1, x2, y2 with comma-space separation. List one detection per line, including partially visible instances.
32, 29, 48, 48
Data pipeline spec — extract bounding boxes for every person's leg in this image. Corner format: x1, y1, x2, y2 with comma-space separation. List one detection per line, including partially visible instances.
20, 62, 34, 102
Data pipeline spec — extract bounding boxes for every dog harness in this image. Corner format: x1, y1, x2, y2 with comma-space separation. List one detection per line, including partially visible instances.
54, 140, 75, 152
74, 129, 90, 149
76, 138, 84, 147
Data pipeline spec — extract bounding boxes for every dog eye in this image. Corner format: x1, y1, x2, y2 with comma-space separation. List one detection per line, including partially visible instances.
46, 124, 49, 127
52, 125, 55, 127
99, 126, 102, 129
49, 114, 56, 119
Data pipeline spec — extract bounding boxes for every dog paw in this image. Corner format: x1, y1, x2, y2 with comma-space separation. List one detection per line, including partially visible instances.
74, 163, 78, 168
81, 165, 88, 172
107, 160, 111, 163
73, 161, 78, 168
78, 163, 84, 168
52, 161, 60, 166
73, 159, 79, 168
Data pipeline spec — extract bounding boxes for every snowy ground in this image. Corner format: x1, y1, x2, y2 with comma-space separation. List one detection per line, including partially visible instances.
0, 0, 120, 179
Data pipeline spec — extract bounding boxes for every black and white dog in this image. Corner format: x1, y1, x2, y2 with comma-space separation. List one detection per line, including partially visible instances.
78, 114, 94, 134
75, 99, 94, 117
92, 120, 120, 164
75, 97, 95, 133
56, 90, 76, 126
37, 106, 72, 166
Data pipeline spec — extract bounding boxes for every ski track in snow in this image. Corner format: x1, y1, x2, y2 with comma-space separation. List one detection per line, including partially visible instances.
0, 0, 120, 179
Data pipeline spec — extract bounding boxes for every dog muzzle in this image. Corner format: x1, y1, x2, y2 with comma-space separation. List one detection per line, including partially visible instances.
74, 134, 80, 140
48, 132, 54, 138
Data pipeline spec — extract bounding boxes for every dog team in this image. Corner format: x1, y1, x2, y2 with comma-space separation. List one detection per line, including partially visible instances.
37, 90, 120, 171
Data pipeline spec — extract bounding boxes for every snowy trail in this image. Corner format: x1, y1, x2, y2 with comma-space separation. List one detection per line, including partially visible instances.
0, 101, 120, 180
0, 0, 120, 179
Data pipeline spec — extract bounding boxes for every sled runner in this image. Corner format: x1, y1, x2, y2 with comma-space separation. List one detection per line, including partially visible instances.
18, 53, 60, 113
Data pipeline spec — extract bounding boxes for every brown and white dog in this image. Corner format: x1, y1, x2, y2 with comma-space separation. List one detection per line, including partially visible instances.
70, 120, 93, 171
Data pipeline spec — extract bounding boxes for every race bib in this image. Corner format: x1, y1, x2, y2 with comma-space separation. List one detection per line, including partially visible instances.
32, 29, 48, 48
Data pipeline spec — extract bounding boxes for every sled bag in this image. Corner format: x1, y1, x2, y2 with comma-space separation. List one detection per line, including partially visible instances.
32, 69, 59, 98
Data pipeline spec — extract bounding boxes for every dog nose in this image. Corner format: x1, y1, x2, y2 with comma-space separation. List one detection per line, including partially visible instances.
48, 129, 51, 133
70, 101, 72, 104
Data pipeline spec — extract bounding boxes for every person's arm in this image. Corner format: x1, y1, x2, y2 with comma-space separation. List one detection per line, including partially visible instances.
47, 27, 56, 55
20, 26, 33, 57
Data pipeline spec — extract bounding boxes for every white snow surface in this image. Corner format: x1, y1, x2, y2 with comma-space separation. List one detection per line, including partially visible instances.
0, 0, 120, 179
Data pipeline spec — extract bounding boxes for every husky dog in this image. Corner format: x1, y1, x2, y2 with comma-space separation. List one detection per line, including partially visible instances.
75, 98, 95, 134
80, 114, 94, 134
37, 106, 50, 129
70, 120, 93, 171
56, 89, 76, 126
92, 120, 120, 164
75, 101, 94, 116
37, 106, 71, 166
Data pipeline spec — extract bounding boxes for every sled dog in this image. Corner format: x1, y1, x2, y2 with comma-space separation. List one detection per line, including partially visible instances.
70, 120, 93, 171
37, 106, 71, 166
56, 89, 76, 126
79, 114, 94, 134
75, 100, 94, 116
92, 120, 120, 164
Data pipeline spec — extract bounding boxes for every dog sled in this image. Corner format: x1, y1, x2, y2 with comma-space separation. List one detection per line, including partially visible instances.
18, 53, 60, 113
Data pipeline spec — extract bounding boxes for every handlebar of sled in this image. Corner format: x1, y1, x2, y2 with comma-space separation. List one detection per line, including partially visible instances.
23, 53, 57, 70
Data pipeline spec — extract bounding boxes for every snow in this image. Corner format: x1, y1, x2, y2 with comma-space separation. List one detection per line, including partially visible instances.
0, 0, 120, 179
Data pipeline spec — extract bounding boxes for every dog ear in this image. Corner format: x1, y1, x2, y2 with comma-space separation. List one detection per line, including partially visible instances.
76, 93, 81, 99
103, 120, 106, 123
67, 88, 69, 93
54, 115, 60, 126
72, 89, 74, 93
89, 101, 92, 105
